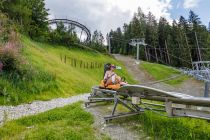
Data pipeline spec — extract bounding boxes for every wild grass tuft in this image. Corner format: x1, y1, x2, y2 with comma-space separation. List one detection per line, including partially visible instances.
134, 111, 210, 140
0, 102, 108, 140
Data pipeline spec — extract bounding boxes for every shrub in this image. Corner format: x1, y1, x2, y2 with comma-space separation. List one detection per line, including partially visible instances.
0, 12, 22, 73
0, 41, 21, 72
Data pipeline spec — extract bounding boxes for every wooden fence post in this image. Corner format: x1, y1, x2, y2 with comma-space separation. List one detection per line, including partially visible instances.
64, 55, 66, 64
80, 60, 83, 68
60, 54, 62, 62
74, 59, 76, 67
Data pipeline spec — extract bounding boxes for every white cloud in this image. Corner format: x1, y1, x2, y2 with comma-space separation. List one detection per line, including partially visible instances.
183, 0, 200, 9
107, 0, 172, 21
45, 0, 173, 39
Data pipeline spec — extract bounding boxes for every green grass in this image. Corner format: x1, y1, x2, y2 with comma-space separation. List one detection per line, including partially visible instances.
0, 102, 110, 140
134, 111, 210, 140
107, 103, 210, 140
0, 36, 136, 105
140, 61, 188, 85
103, 98, 210, 140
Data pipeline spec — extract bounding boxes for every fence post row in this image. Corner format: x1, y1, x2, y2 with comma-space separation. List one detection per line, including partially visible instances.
60, 54, 102, 69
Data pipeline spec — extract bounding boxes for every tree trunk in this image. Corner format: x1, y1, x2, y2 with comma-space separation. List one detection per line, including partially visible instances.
145, 46, 149, 61
165, 40, 171, 64
195, 32, 202, 61
155, 47, 158, 62
159, 45, 163, 63
185, 33, 193, 67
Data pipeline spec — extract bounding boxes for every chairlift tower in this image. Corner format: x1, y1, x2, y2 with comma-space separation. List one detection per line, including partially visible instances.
107, 36, 112, 54
129, 38, 147, 61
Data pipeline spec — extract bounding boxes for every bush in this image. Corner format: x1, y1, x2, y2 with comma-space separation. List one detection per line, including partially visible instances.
0, 12, 22, 73
0, 42, 22, 72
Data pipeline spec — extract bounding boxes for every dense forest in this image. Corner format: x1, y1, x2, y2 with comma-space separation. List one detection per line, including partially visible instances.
108, 8, 210, 68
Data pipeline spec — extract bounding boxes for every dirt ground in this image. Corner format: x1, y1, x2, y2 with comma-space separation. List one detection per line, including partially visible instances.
85, 103, 150, 140
113, 54, 205, 97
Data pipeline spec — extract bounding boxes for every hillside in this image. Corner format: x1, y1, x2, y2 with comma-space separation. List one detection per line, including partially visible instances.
0, 36, 135, 105
140, 61, 188, 85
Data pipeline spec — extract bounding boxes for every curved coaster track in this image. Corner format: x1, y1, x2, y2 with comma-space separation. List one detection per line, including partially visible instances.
48, 19, 91, 43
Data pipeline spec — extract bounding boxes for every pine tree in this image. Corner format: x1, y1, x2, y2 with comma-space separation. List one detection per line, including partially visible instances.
1, 0, 49, 39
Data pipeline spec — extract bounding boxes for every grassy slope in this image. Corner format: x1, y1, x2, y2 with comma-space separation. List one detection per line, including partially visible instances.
0, 36, 136, 105
138, 62, 210, 139
0, 102, 109, 140
140, 61, 188, 85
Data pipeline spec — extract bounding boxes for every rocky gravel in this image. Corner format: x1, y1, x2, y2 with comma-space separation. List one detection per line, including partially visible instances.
0, 93, 90, 125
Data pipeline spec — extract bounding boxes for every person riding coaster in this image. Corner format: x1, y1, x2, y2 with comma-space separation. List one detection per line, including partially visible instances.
99, 63, 128, 90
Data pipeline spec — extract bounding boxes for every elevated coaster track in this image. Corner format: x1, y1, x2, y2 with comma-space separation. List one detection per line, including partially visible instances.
85, 85, 210, 123
48, 19, 91, 43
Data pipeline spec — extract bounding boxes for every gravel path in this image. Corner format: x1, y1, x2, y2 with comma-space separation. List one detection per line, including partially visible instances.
0, 93, 90, 125
85, 104, 149, 140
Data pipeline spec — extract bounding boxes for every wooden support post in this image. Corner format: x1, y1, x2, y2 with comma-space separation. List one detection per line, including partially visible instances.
204, 82, 209, 97
165, 101, 172, 117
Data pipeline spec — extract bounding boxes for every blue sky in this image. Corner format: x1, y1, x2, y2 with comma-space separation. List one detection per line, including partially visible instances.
169, 0, 210, 27
46, 0, 210, 36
